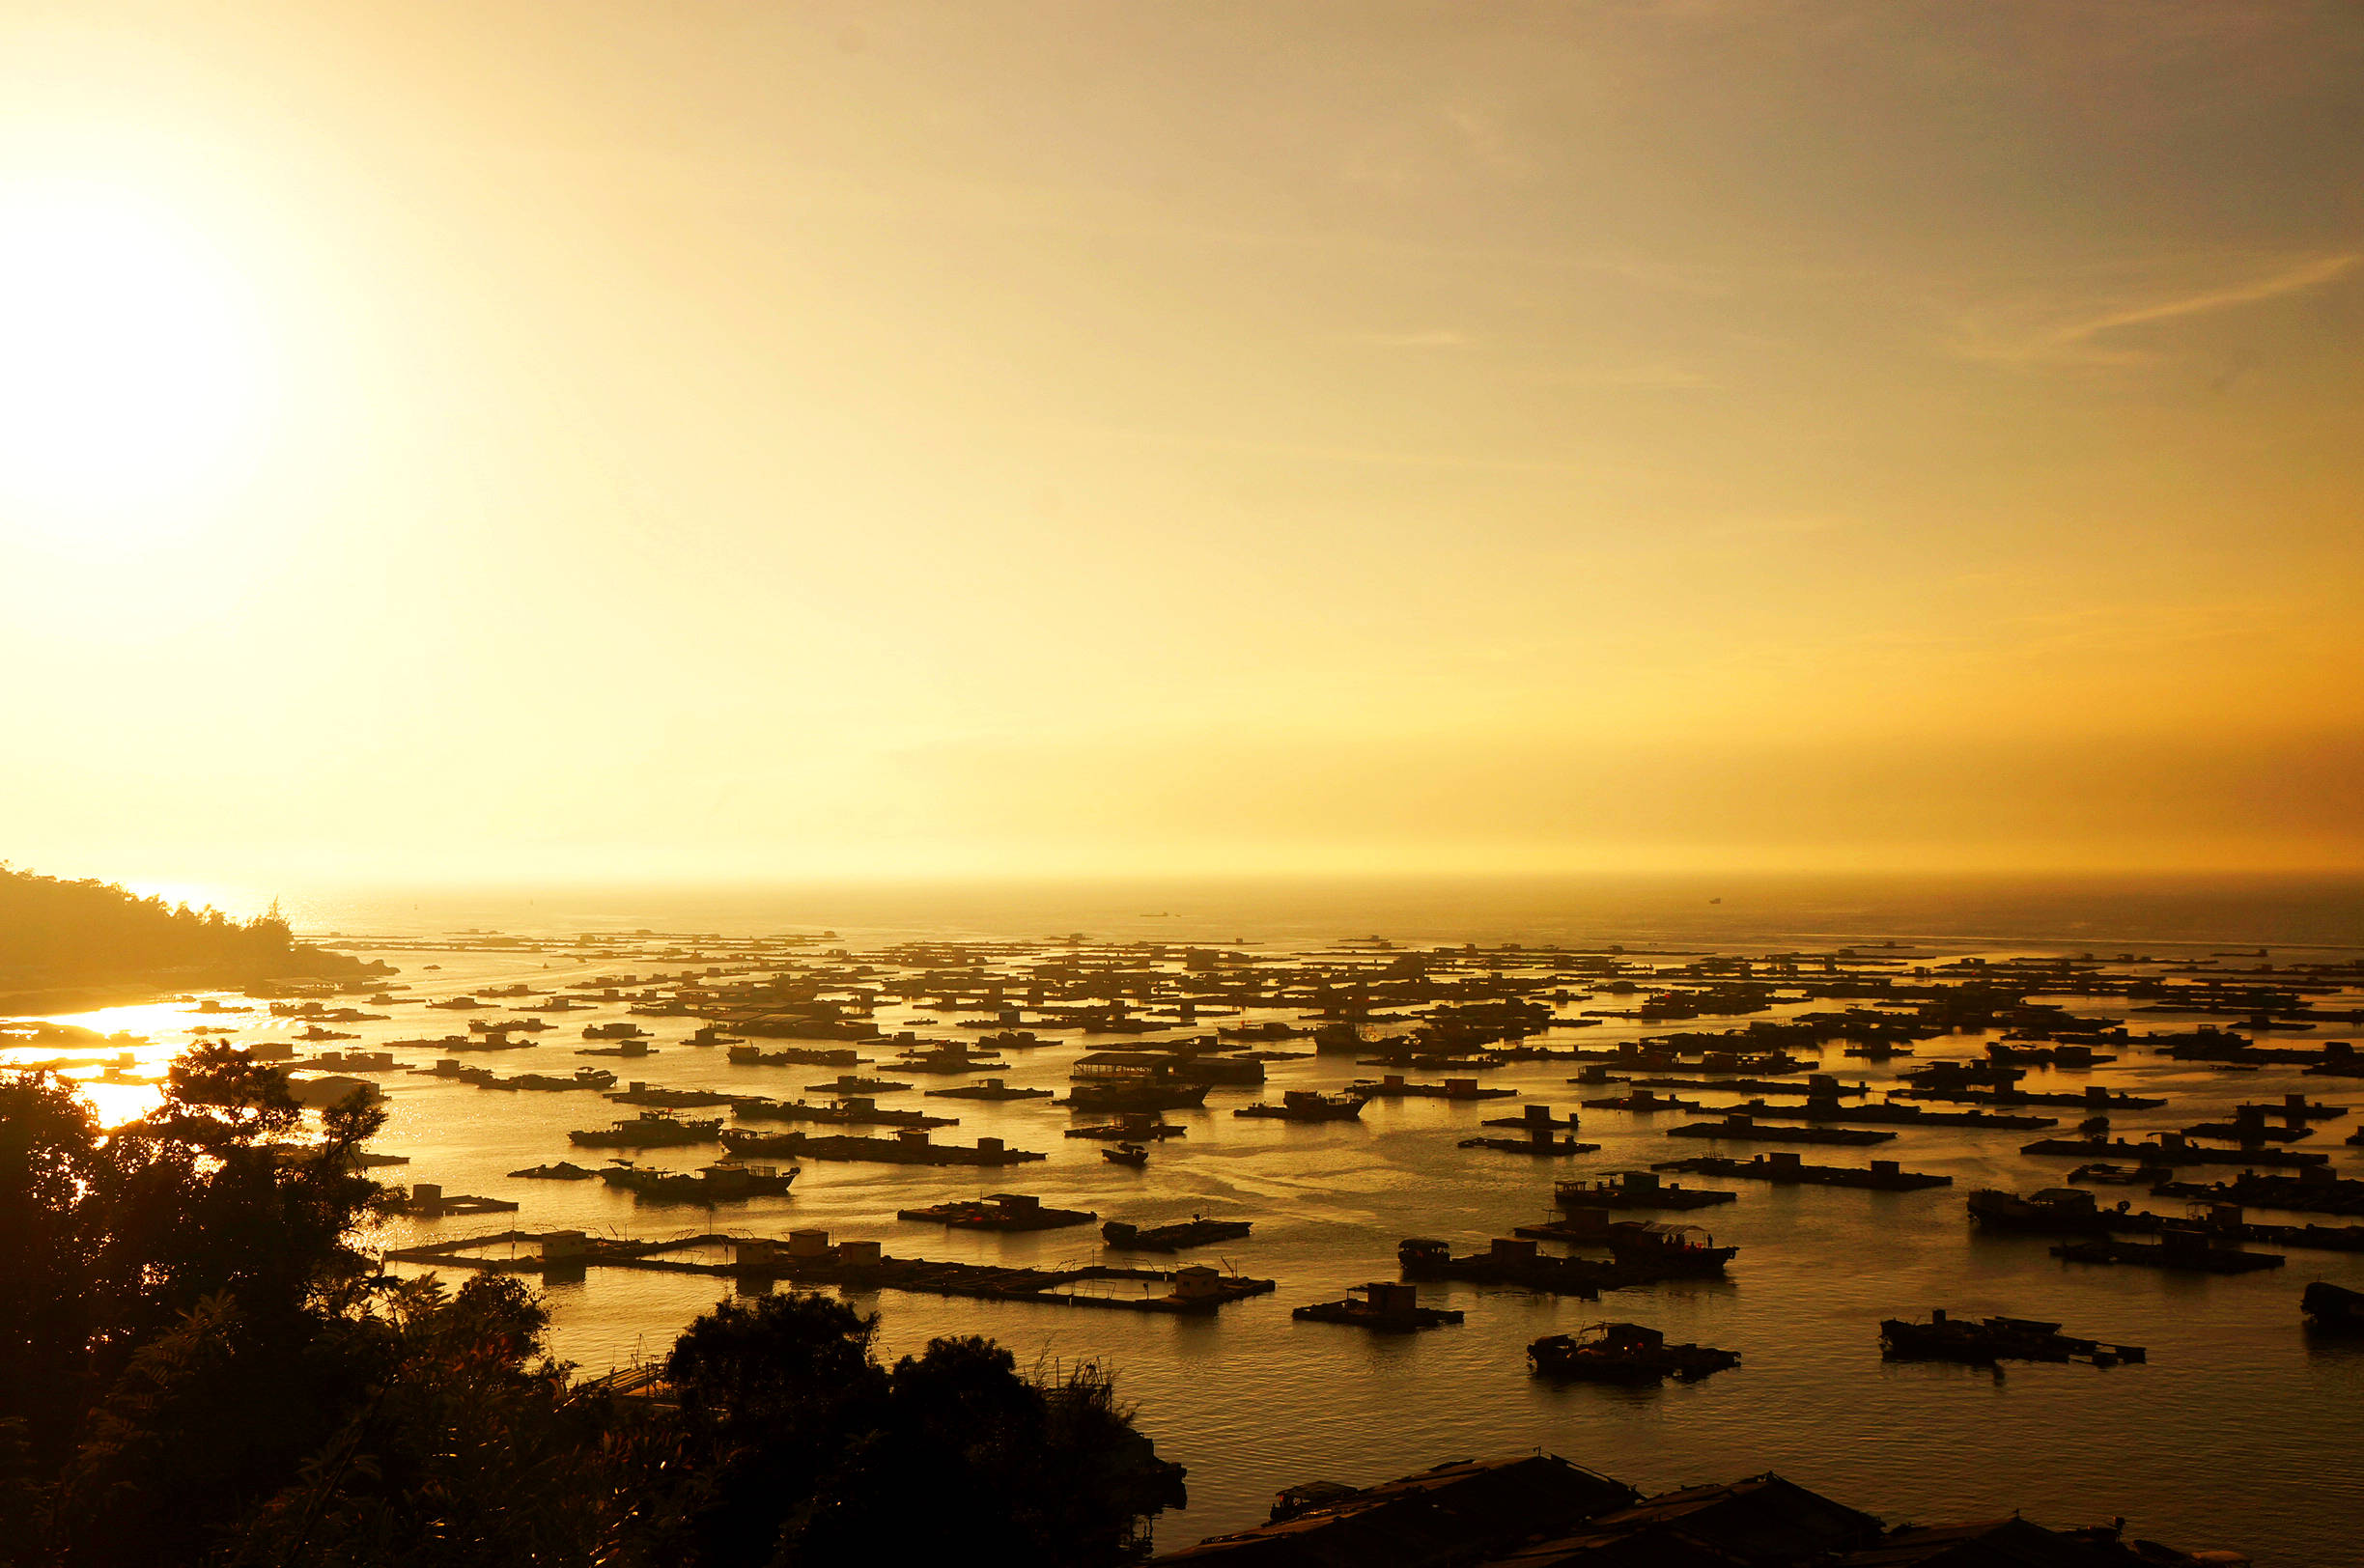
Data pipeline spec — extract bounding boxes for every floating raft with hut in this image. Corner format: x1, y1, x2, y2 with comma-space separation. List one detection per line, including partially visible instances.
717, 1128, 1043, 1166
1666, 1115, 1894, 1147
1626, 1075, 1874, 1098
1348, 1074, 1515, 1101
2019, 1134, 2326, 1169
1457, 1131, 1601, 1156
803, 1074, 914, 1095
494, 1069, 617, 1092
605, 1084, 738, 1108
1882, 1308, 2146, 1367
1654, 1153, 1952, 1191
1065, 1114, 1188, 1141
2048, 1232, 2285, 1274
1397, 1237, 1618, 1297
1235, 1090, 1369, 1122
1893, 1083, 2166, 1110
1292, 1280, 1463, 1331
896, 1192, 1096, 1230
598, 1161, 798, 1204
924, 1078, 1052, 1101
1481, 1105, 1582, 1131
2151, 1172, 2364, 1217
1971, 1188, 2364, 1253
1579, 1089, 1703, 1112
569, 1113, 723, 1149
1697, 1096, 2056, 1131
1555, 1171, 1735, 1211
382, 1228, 1270, 1313
727, 1096, 956, 1129
1510, 1213, 1735, 1278
1102, 1216, 1254, 1252
389, 1182, 520, 1217
1529, 1323, 1740, 1384
727, 1044, 869, 1068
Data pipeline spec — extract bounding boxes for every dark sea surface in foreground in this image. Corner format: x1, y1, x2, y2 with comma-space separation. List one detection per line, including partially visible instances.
37, 875, 2364, 1562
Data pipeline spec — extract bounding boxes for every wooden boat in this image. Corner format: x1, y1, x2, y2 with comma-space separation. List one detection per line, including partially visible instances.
1103, 1142, 1150, 1167
2302, 1280, 2364, 1332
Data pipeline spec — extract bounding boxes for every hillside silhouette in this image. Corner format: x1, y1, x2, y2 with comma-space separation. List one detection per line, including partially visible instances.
0, 865, 380, 1001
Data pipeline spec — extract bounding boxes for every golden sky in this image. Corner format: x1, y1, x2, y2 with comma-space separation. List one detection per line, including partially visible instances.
3, 2, 2360, 886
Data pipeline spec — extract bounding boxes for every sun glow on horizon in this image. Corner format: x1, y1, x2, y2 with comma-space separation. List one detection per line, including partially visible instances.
0, 181, 272, 555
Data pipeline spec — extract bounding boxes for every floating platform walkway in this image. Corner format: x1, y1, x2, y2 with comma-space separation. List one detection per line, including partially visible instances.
1666, 1116, 1894, 1147
382, 1228, 1273, 1314
1653, 1153, 1952, 1190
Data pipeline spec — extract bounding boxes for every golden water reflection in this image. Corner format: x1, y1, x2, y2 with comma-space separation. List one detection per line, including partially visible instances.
3, 993, 284, 1129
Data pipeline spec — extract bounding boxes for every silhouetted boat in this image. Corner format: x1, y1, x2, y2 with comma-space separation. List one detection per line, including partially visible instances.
2302, 1280, 2364, 1332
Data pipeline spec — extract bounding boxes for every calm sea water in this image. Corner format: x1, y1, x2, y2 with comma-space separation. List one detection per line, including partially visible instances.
22, 875, 2364, 1563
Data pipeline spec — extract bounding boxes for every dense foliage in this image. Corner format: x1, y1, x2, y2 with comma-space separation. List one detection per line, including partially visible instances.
0, 1050, 1184, 1568
0, 866, 368, 987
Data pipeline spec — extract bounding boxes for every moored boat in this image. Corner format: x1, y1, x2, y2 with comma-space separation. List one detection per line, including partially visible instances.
2302, 1280, 2364, 1332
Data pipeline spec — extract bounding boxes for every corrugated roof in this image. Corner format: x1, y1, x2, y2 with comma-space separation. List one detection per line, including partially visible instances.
1836, 1517, 2128, 1568
1154, 1454, 1636, 1568
1483, 1472, 1883, 1568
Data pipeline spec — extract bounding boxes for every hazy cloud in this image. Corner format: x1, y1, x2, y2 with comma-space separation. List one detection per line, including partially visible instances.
1337, 329, 1475, 349
1953, 252, 2361, 368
